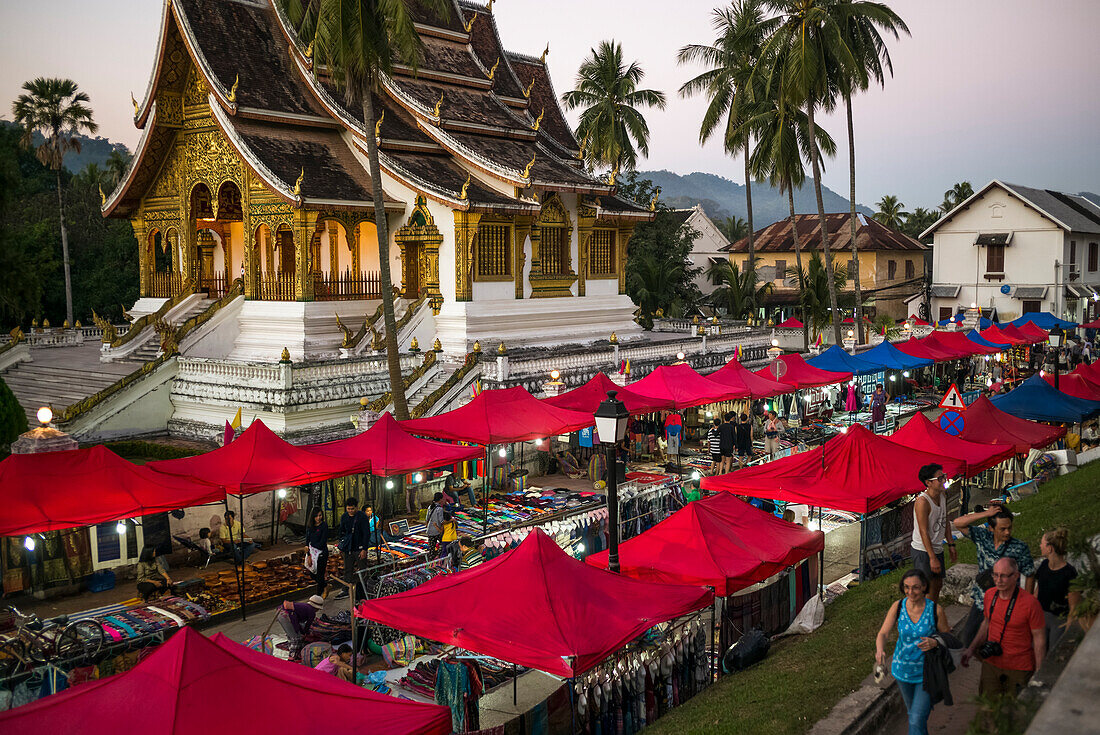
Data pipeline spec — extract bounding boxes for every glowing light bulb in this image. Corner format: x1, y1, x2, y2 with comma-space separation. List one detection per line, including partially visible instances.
577, 543, 585, 553
690, 471, 701, 480
535, 438, 543, 446
116, 521, 127, 535
903, 371, 910, 378
276, 488, 287, 499
889, 375, 896, 381
498, 448, 507, 458
23, 536, 35, 551
840, 426, 849, 434
36, 406, 52, 425
413, 473, 423, 483
550, 369, 560, 380
386, 479, 395, 489
676, 352, 686, 361
771, 339, 779, 347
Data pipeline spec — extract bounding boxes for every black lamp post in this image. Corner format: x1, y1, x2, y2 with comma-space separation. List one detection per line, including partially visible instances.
1048, 326, 1065, 391
595, 390, 630, 573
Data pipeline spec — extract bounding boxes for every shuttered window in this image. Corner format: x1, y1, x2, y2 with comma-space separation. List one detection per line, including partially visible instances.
905, 259, 915, 279
589, 229, 616, 276
986, 244, 1005, 273
541, 226, 568, 275
476, 224, 511, 278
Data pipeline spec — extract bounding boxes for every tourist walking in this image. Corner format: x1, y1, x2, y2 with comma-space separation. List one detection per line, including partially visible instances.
304, 508, 329, 596
911, 464, 957, 603
706, 417, 722, 473
276, 595, 324, 660
718, 412, 735, 473
762, 411, 785, 459
962, 558, 1045, 699
425, 492, 446, 554
336, 498, 369, 600
1034, 527, 1078, 653
735, 413, 753, 466
952, 502, 1035, 645
875, 569, 950, 735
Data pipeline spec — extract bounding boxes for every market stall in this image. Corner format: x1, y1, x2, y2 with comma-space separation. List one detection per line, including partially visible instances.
949, 395, 1067, 454
990, 374, 1100, 423
310, 413, 482, 476
753, 353, 852, 389
0, 627, 452, 735
856, 340, 933, 371
628, 363, 747, 408
542, 371, 675, 414
895, 336, 957, 362
1009, 312, 1078, 330
980, 324, 1030, 346
705, 358, 794, 399
885, 413, 1016, 477
402, 386, 593, 444
807, 345, 883, 376
966, 329, 1010, 351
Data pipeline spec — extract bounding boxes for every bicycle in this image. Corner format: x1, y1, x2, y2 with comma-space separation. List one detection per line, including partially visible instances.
0, 605, 105, 665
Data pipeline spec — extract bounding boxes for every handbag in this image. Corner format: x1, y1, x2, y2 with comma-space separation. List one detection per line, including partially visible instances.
304, 547, 321, 573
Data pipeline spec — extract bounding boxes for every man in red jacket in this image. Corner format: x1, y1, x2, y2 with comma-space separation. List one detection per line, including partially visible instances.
962, 557, 1046, 698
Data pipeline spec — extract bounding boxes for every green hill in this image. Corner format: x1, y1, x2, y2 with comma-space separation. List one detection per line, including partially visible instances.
0, 121, 129, 173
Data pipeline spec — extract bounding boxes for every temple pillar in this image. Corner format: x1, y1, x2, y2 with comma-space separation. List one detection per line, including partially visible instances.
327, 221, 339, 276
132, 217, 149, 297
513, 215, 531, 299
617, 224, 636, 295
294, 209, 317, 301
453, 210, 482, 302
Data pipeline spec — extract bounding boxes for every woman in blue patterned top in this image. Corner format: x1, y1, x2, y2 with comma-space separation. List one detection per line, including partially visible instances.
875, 569, 951, 735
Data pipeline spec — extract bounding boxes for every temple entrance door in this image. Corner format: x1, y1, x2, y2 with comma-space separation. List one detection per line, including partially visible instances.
196, 229, 217, 295
404, 242, 421, 298
278, 229, 296, 274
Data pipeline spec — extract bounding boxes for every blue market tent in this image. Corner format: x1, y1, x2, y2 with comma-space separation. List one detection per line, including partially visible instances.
857, 340, 933, 371
967, 329, 1010, 351
990, 374, 1100, 424
807, 345, 882, 376
1009, 312, 1078, 330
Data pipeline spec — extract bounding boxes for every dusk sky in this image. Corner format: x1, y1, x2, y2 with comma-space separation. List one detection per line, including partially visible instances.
2, 0, 1097, 209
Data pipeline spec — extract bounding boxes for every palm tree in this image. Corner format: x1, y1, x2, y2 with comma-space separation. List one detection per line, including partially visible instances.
902, 206, 938, 243
105, 148, 133, 189
940, 181, 974, 213
758, 0, 853, 347
835, 0, 908, 344
720, 215, 751, 243
628, 251, 688, 327
12, 77, 98, 327
282, 0, 450, 420
563, 40, 666, 175
707, 260, 774, 318
785, 251, 848, 337
872, 194, 908, 229
678, 2, 777, 275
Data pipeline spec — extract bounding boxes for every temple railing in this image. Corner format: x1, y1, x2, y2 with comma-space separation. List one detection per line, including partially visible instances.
259, 272, 297, 301
314, 270, 381, 301
150, 271, 183, 298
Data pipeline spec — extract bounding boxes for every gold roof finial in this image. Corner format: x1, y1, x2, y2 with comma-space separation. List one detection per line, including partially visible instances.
131, 92, 139, 115
522, 152, 536, 178
540, 43, 549, 64
432, 337, 443, 352
99, 185, 107, 207
304, 40, 314, 59
472, 339, 482, 353
410, 337, 420, 352
463, 13, 477, 33
460, 173, 472, 200
522, 77, 535, 99
432, 91, 444, 117
607, 165, 618, 186
609, 332, 618, 345
532, 107, 544, 132
577, 134, 588, 161
649, 187, 660, 212
292, 168, 304, 198
487, 0, 494, 13
497, 341, 507, 355
487, 57, 500, 82
375, 108, 385, 140
227, 74, 239, 103
280, 347, 291, 363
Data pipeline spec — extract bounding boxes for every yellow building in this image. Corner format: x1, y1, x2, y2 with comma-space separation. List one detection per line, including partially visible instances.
722, 213, 928, 319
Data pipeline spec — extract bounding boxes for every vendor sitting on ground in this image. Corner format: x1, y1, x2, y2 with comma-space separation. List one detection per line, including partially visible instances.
219, 510, 258, 563
556, 450, 585, 479
314, 643, 355, 681
444, 470, 477, 506
457, 536, 485, 570
276, 594, 324, 659
135, 547, 174, 602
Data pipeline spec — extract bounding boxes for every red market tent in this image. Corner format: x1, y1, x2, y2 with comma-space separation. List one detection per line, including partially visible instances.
148, 420, 372, 494
980, 325, 1029, 346
309, 412, 483, 477
841, 317, 872, 324
907, 315, 931, 326
895, 336, 957, 362
1042, 371, 1100, 401
951, 395, 1067, 454
753, 353, 852, 389
401, 385, 593, 445
543, 371, 675, 415
885, 413, 1015, 477
628, 363, 747, 408
0, 445, 224, 537
776, 317, 804, 328
0, 626, 451, 735
1069, 364, 1100, 392
920, 332, 977, 359
354, 529, 714, 677
1010, 322, 1049, 343
1079, 317, 1100, 330
707, 358, 795, 399
700, 424, 966, 514
933, 330, 998, 356
584, 492, 823, 596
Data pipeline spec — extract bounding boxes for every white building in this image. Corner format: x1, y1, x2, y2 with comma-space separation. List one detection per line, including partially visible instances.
669, 205, 731, 297
920, 181, 1100, 324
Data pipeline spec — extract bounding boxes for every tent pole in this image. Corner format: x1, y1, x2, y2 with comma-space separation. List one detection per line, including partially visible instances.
483, 444, 491, 536
223, 497, 246, 622
709, 587, 717, 683
269, 486, 278, 546
239, 492, 247, 615
818, 505, 825, 599
858, 514, 866, 583
376, 475, 383, 568
513, 662, 518, 705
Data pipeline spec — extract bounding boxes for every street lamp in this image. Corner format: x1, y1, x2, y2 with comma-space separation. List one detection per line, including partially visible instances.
594, 390, 630, 573
1048, 326, 1065, 390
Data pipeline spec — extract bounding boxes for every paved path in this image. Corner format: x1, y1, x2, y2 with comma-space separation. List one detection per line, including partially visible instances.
884, 655, 982, 735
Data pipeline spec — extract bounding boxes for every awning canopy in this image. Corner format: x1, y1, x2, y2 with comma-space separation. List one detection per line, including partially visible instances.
753, 353, 852, 389
885, 414, 1015, 477
776, 317, 804, 328
1017, 321, 1054, 343
706, 359, 794, 399
991, 374, 1100, 424
628, 363, 746, 408
966, 330, 1010, 351
354, 529, 713, 677
1069, 364, 1100, 393
401, 386, 593, 445
543, 371, 675, 415
907, 315, 931, 326
999, 323, 1043, 344
148, 421, 372, 495
895, 336, 958, 362
1043, 370, 1100, 402
951, 395, 1067, 454
309, 413, 483, 478
932, 330, 998, 356
0, 626, 451, 735
807, 345, 883, 376
856, 340, 933, 371
1079, 317, 1100, 330
584, 492, 823, 596
700, 424, 965, 514
0, 445, 223, 537
979, 325, 1027, 346
1010, 312, 1077, 330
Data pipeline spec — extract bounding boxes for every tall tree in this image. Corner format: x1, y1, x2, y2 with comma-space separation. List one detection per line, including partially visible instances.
282, 0, 450, 419
759, 0, 852, 348
706, 260, 774, 319
835, 0, 908, 344
940, 181, 974, 213
901, 206, 937, 243
12, 78, 98, 327
678, 1, 778, 278
720, 215, 750, 242
563, 40, 666, 175
785, 251, 848, 337
872, 194, 908, 229
104, 148, 133, 190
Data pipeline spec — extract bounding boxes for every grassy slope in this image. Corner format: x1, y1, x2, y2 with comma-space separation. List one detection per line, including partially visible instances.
647, 460, 1100, 735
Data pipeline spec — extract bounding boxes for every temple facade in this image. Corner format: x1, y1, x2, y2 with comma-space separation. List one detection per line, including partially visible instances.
105, 0, 652, 363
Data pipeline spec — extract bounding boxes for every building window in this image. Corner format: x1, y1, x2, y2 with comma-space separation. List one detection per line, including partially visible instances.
1022, 299, 1041, 314
476, 223, 511, 279
1090, 242, 1099, 272
887, 259, 897, 280
541, 225, 569, 275
905, 259, 915, 279
1070, 240, 1076, 265
741, 259, 750, 274
938, 307, 953, 321
589, 229, 616, 277
774, 259, 786, 284
986, 244, 1005, 273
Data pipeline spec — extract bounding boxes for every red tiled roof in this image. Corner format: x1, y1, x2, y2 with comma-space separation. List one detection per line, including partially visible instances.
723, 213, 927, 253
